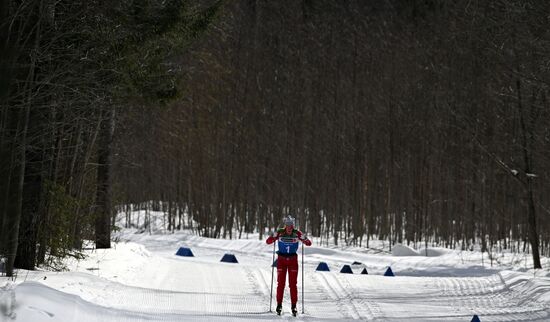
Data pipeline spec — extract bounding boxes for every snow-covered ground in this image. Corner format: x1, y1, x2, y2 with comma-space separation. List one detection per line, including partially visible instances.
2, 211, 550, 321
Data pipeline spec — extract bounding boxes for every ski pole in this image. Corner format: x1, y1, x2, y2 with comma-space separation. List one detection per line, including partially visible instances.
270, 241, 275, 312
302, 241, 304, 314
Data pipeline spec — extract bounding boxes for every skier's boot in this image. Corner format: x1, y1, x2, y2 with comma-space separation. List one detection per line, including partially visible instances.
291, 304, 298, 317
276, 303, 282, 315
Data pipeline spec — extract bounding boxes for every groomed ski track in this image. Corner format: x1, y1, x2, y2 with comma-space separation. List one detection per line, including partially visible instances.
8, 229, 550, 322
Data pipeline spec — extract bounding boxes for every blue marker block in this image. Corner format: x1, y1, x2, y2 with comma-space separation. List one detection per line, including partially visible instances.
340, 265, 353, 274
175, 247, 194, 257
361, 268, 368, 275
384, 267, 395, 276
316, 262, 330, 271
352, 261, 362, 265
220, 253, 238, 263
471, 315, 481, 322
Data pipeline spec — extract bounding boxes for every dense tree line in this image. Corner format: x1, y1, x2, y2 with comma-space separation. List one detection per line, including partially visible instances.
116, 1, 550, 269
0, 0, 220, 276
2, 0, 548, 276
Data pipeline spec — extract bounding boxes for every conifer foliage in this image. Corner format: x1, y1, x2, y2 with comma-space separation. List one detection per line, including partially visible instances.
0, 0, 221, 276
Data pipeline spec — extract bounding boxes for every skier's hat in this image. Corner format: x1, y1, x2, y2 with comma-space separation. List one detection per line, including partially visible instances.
283, 215, 295, 227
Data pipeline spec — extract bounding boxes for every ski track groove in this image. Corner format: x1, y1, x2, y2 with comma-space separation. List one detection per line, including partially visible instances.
312, 272, 346, 318
243, 266, 271, 309
338, 274, 383, 320
90, 257, 270, 317
332, 274, 371, 320
432, 275, 548, 321
314, 272, 364, 319
93, 233, 550, 321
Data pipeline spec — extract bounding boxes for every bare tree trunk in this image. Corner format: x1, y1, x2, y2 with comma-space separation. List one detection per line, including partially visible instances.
3, 0, 45, 275
3, 106, 29, 276
95, 106, 115, 249
516, 80, 542, 269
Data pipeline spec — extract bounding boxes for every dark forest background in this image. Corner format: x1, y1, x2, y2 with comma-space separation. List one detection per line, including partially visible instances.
2, 1, 550, 276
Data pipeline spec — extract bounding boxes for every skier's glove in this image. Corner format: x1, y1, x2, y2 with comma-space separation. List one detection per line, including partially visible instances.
302, 234, 312, 246
266, 231, 277, 244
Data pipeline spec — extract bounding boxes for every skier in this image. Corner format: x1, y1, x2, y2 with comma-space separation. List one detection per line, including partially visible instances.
266, 215, 312, 316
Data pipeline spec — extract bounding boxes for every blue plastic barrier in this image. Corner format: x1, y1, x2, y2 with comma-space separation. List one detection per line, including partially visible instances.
175, 247, 194, 257
340, 265, 353, 274
471, 315, 481, 322
316, 262, 330, 271
361, 268, 368, 275
220, 253, 238, 263
384, 267, 395, 276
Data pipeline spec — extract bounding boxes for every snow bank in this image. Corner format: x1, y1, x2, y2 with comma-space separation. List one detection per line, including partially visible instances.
501, 271, 550, 303
392, 244, 452, 257
14, 282, 181, 322
392, 244, 450, 257
417, 247, 452, 257
392, 244, 420, 256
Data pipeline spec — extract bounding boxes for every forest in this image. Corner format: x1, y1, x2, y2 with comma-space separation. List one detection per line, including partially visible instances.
1, 0, 549, 277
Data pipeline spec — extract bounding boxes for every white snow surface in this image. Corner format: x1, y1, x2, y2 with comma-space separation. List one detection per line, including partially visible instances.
391, 244, 420, 256
2, 211, 550, 321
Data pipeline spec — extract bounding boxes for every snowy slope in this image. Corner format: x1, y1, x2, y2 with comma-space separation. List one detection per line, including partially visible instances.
2, 213, 550, 321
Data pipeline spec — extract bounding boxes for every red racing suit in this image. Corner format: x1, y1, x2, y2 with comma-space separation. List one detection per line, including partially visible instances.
266, 228, 312, 305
